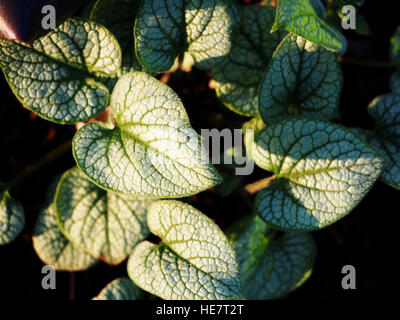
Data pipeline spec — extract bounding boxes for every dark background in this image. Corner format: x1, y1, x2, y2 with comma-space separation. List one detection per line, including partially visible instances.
0, 0, 399, 300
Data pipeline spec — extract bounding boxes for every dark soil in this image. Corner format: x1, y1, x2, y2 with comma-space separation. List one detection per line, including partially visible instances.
0, 0, 399, 300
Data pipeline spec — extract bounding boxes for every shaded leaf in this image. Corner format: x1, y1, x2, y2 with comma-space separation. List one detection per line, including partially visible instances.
0, 191, 25, 245
212, 5, 286, 116
259, 34, 342, 124
230, 215, 316, 299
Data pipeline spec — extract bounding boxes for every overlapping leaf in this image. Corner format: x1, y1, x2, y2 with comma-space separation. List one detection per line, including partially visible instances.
230, 215, 316, 299
368, 94, 400, 189
91, 0, 142, 73
0, 18, 121, 124
93, 278, 141, 300
33, 205, 98, 271
212, 5, 286, 116
127, 200, 241, 300
271, 0, 347, 53
0, 191, 25, 245
259, 34, 342, 124
55, 168, 152, 264
73, 72, 222, 198
134, 0, 235, 73
253, 118, 384, 231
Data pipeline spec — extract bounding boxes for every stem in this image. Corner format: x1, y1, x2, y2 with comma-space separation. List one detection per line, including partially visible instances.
245, 175, 276, 195
338, 56, 400, 69
4, 140, 72, 190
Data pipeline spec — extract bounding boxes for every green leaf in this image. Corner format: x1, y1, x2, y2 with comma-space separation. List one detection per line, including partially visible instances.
127, 200, 241, 300
91, 0, 142, 73
259, 34, 342, 124
253, 117, 384, 231
368, 94, 400, 189
73, 72, 222, 198
391, 72, 400, 94
0, 18, 121, 124
230, 215, 316, 299
55, 168, 152, 264
134, 0, 235, 73
309, 0, 326, 19
391, 26, 400, 64
33, 205, 98, 271
212, 5, 286, 116
0, 191, 25, 245
272, 0, 347, 54
93, 278, 141, 300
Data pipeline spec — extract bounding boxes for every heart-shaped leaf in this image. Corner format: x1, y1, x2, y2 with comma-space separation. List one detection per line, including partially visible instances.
127, 200, 242, 300
309, 0, 326, 19
134, 0, 235, 73
368, 94, 400, 189
242, 116, 266, 162
90, 0, 142, 73
259, 34, 342, 124
271, 0, 347, 54
93, 277, 141, 300
0, 18, 121, 124
73, 72, 222, 198
230, 215, 316, 299
55, 168, 152, 264
33, 205, 98, 271
253, 117, 384, 231
391, 72, 400, 94
212, 5, 286, 116
0, 191, 25, 245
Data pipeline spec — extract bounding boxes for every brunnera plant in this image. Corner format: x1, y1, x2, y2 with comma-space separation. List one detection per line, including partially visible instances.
0, 0, 398, 300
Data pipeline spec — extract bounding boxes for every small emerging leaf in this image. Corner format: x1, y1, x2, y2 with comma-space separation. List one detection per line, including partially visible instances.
231, 215, 316, 299
368, 94, 400, 189
33, 205, 97, 271
73, 72, 222, 198
127, 200, 241, 300
55, 168, 152, 264
259, 34, 342, 124
253, 117, 384, 231
212, 5, 286, 116
390, 25, 400, 64
93, 278, 141, 300
134, 0, 235, 73
272, 0, 347, 54
0, 18, 121, 124
0, 191, 25, 245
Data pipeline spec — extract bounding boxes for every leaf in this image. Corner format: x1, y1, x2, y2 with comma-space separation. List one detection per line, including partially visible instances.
0, 191, 25, 245
390, 26, 400, 64
73, 72, 222, 198
368, 94, 400, 189
33, 205, 98, 271
55, 168, 152, 264
271, 0, 347, 54
127, 200, 242, 300
259, 34, 342, 124
91, 0, 142, 73
93, 278, 141, 300
0, 18, 121, 124
212, 5, 286, 116
134, 0, 234, 73
230, 215, 316, 299
253, 117, 384, 231
391, 72, 400, 94
309, 0, 326, 19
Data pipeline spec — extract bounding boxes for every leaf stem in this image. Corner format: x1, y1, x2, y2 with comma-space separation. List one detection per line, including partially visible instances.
338, 56, 400, 68
245, 175, 276, 195
3, 140, 72, 190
